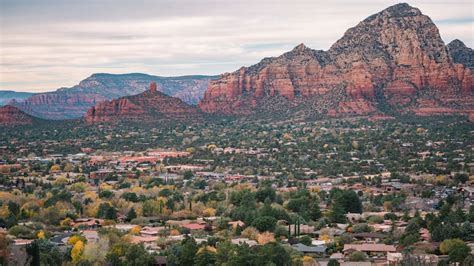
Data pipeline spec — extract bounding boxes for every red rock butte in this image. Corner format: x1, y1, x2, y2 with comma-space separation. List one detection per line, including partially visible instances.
85, 82, 200, 123
0, 105, 34, 125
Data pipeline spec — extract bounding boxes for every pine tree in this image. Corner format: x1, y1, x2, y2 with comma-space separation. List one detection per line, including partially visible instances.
126, 208, 137, 222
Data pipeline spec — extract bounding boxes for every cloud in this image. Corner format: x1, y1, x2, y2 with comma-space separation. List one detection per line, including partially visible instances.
0, 0, 472, 92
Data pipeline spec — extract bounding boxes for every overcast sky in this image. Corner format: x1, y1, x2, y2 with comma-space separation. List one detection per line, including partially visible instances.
1, 0, 473, 92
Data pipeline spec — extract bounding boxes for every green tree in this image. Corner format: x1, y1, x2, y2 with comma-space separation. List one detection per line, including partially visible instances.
195, 246, 216, 266
299, 235, 312, 246
252, 216, 277, 232
330, 200, 346, 223
180, 237, 198, 266
440, 239, 471, 263
348, 251, 367, 261
126, 208, 137, 222
309, 199, 322, 221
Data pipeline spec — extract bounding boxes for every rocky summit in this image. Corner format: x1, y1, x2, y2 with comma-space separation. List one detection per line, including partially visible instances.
0, 105, 35, 125
84, 82, 200, 124
448, 39, 474, 70
199, 3, 473, 119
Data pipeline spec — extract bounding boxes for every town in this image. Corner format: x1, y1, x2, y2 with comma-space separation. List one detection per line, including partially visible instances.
0, 115, 472, 265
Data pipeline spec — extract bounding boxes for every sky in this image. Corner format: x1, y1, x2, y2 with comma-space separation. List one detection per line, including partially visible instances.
0, 0, 473, 92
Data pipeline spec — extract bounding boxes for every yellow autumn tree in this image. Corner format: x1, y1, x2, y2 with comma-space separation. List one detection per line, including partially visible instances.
203, 207, 216, 217
68, 235, 85, 246
71, 240, 84, 263
130, 226, 141, 235
257, 232, 275, 244
60, 217, 73, 228
37, 231, 45, 239
241, 227, 259, 240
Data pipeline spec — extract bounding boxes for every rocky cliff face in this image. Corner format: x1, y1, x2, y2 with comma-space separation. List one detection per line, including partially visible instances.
199, 3, 473, 118
448, 39, 474, 70
0, 105, 34, 125
85, 82, 200, 123
12, 73, 214, 120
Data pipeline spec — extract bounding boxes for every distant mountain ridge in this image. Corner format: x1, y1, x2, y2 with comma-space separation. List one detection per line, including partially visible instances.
0, 91, 35, 106
11, 73, 216, 120
199, 3, 473, 119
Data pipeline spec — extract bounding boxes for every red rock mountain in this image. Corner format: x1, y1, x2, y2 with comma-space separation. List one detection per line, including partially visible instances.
12, 74, 214, 120
199, 3, 473, 118
85, 82, 200, 123
0, 105, 34, 126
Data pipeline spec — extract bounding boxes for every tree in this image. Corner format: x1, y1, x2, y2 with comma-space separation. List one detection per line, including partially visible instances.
26, 241, 40, 266
454, 173, 468, 184
440, 239, 471, 263
252, 216, 277, 232
255, 242, 291, 266
82, 237, 109, 265
347, 251, 367, 261
257, 232, 275, 245
180, 237, 198, 265
309, 199, 322, 221
328, 259, 340, 266
330, 200, 346, 223
123, 244, 155, 266
97, 203, 116, 219
71, 240, 85, 263
337, 190, 362, 214
299, 235, 312, 246
183, 171, 194, 180
196, 246, 217, 266
7, 201, 20, 217
126, 208, 137, 222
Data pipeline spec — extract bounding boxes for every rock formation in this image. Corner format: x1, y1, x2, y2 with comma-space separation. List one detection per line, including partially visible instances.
199, 3, 473, 118
0, 105, 34, 126
12, 73, 215, 120
448, 39, 474, 70
85, 82, 200, 123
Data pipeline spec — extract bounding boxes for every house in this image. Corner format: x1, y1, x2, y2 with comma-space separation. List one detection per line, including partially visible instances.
291, 243, 326, 255
343, 243, 396, 257
351, 232, 387, 242
72, 218, 104, 229
81, 230, 99, 243
462, 186, 474, 200
289, 224, 315, 235
181, 223, 205, 231
228, 220, 245, 228
387, 252, 403, 264
141, 226, 164, 236
231, 238, 257, 247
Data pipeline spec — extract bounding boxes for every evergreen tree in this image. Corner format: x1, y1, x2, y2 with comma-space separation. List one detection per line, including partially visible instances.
126, 208, 137, 222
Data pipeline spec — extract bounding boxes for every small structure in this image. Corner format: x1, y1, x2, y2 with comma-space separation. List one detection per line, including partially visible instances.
343, 243, 396, 258
292, 243, 326, 255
